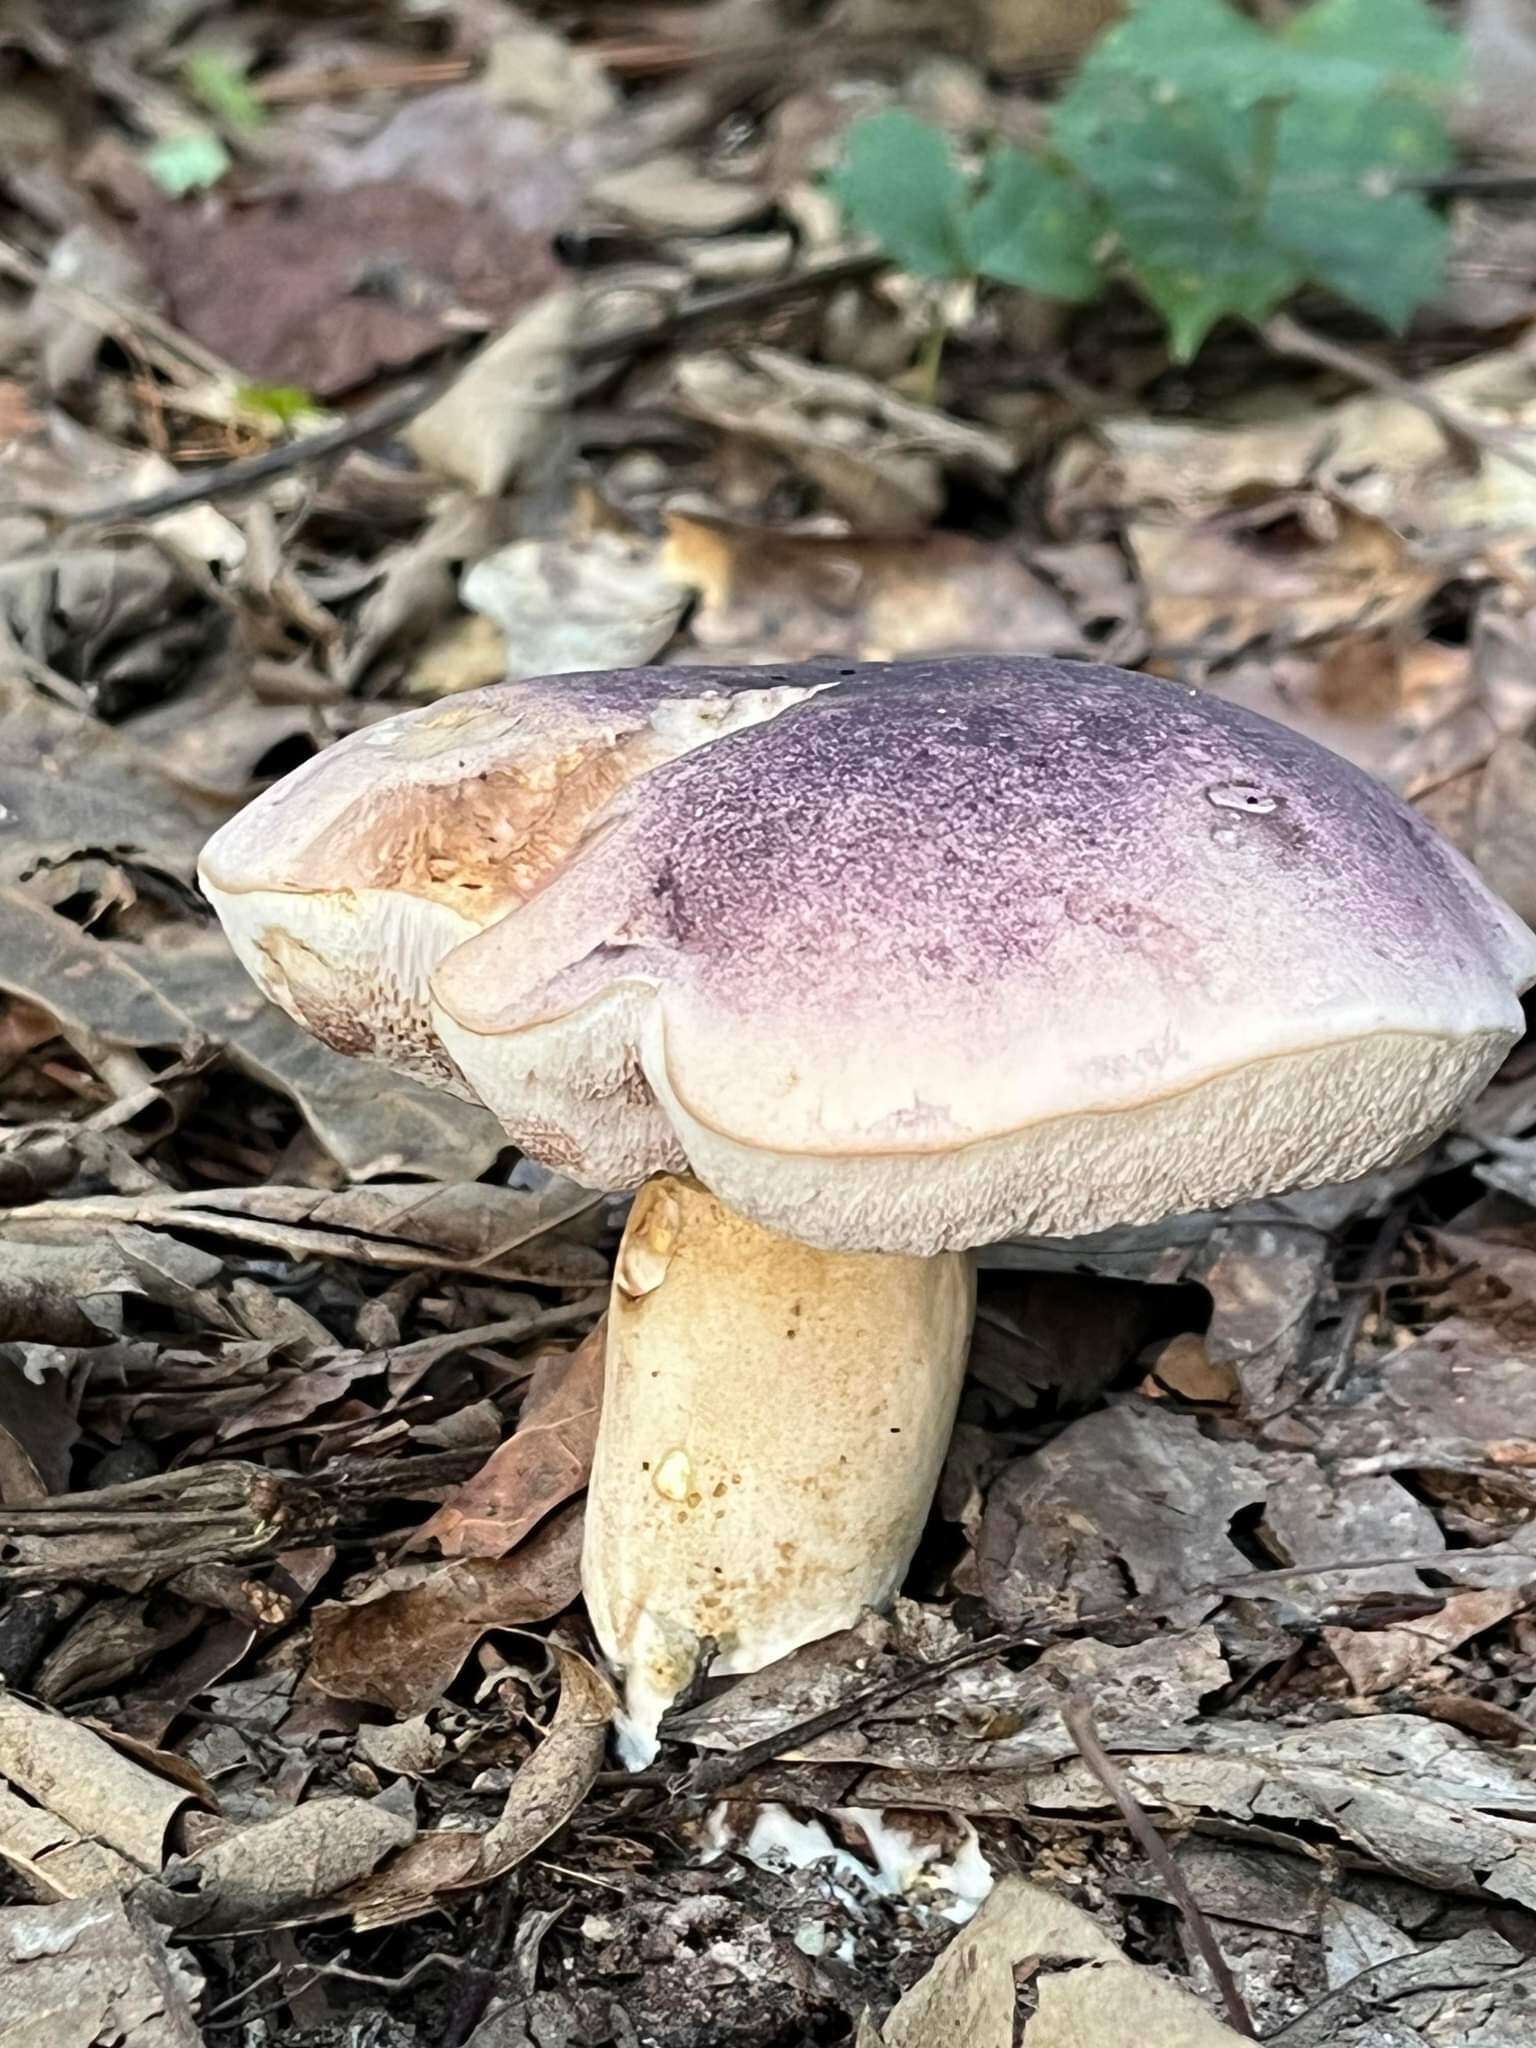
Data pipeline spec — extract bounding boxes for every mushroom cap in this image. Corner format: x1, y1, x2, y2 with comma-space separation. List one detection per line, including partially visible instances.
196, 666, 825, 1092
420, 658, 1536, 1251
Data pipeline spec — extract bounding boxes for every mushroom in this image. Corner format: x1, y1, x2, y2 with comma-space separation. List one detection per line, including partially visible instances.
200, 657, 1536, 1762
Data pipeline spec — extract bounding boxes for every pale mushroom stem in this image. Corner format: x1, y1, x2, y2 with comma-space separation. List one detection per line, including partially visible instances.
582, 1173, 975, 1766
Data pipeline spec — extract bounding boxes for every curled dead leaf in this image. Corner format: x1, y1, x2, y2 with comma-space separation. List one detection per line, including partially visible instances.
412, 1325, 604, 1560
663, 509, 1083, 662
344, 1644, 615, 1929
310, 1502, 584, 1713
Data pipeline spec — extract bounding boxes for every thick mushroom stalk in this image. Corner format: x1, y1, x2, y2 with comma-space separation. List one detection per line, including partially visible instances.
586, 1174, 974, 1765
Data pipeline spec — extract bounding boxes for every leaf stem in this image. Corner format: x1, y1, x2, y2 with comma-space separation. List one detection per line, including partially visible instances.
913, 312, 949, 406
1243, 93, 1287, 231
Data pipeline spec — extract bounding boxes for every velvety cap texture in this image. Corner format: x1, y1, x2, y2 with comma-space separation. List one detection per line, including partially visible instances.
205, 658, 1536, 1253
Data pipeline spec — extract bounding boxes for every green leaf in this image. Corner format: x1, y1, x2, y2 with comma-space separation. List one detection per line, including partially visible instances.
1063, 0, 1277, 107
143, 128, 231, 196
1263, 40, 1454, 325
966, 149, 1105, 300
182, 50, 267, 131
1284, 0, 1463, 93
236, 382, 321, 427
1050, 0, 1458, 355
1057, 86, 1298, 356
825, 110, 972, 280
831, 0, 1460, 358
1267, 183, 1448, 330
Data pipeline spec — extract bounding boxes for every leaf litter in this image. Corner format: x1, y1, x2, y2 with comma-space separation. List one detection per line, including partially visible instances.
2, 5, 1536, 2046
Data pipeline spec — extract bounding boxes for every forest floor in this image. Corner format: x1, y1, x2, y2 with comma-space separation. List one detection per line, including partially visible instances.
4, 4, 1536, 2044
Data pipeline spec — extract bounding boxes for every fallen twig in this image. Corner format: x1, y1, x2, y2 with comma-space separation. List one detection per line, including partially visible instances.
1307, 1197, 1414, 1400
66, 372, 448, 528
62, 251, 883, 529
674, 1628, 1038, 1798
1262, 310, 1536, 483
1062, 1700, 1256, 2040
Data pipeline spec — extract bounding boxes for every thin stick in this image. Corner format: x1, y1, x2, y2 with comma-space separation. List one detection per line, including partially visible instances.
1409, 170, 1536, 199
58, 251, 883, 529
63, 372, 445, 527
1307, 1198, 1412, 1400
1262, 310, 1536, 484
1061, 1700, 1255, 2040
575, 248, 882, 366
677, 1628, 1036, 1797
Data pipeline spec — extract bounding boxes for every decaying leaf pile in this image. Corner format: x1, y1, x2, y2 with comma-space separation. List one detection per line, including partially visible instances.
4, 3, 1536, 2044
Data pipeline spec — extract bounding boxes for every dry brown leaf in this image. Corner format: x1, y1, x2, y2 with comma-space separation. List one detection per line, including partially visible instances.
1208, 636, 1463, 784
882, 1880, 1120, 2047
309, 1502, 584, 1712
345, 1645, 615, 1929
1143, 1335, 1238, 1406
403, 612, 511, 700
0, 1694, 196, 1872
978, 1404, 1268, 1630
1471, 732, 1536, 928
1325, 1586, 1526, 1696
981, 0, 1123, 69
1055, 344, 1536, 553
1459, 0, 1536, 164
35, 1601, 205, 1706
314, 84, 592, 228
671, 349, 1016, 535
483, 21, 619, 128
461, 534, 687, 678
1315, 1308, 1536, 1472
341, 496, 503, 690
5, 1182, 606, 1286
413, 1326, 604, 1559
590, 155, 766, 233
1023, 1964, 1247, 2048
0, 699, 215, 887
144, 183, 562, 397
405, 292, 575, 496
663, 509, 1083, 661
0, 890, 194, 1059
173, 1796, 417, 1933
1128, 507, 1435, 662
354, 1716, 450, 1781
0, 878, 506, 1182
0, 1781, 143, 1902
1023, 1715, 1536, 1910
1186, 1221, 1331, 1418
0, 1891, 203, 2046
690, 1629, 1229, 1778
139, 928, 508, 1184
874, 1874, 1233, 2048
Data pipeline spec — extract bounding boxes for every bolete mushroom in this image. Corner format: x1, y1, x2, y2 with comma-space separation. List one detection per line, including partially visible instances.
200, 657, 1536, 1761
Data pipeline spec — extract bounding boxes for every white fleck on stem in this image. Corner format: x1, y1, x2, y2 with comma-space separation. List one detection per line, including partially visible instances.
583, 1173, 974, 1766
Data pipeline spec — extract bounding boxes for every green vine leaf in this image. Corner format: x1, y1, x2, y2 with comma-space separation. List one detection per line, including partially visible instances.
965, 149, 1106, 301
827, 0, 1462, 362
824, 109, 972, 280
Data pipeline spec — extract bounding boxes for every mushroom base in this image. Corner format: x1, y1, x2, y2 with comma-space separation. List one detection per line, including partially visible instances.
584, 1175, 974, 1766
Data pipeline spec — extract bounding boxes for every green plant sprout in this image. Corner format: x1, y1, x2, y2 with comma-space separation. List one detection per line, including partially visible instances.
181, 50, 268, 133
143, 129, 232, 197
143, 50, 267, 197
235, 383, 322, 431
827, 0, 1462, 361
